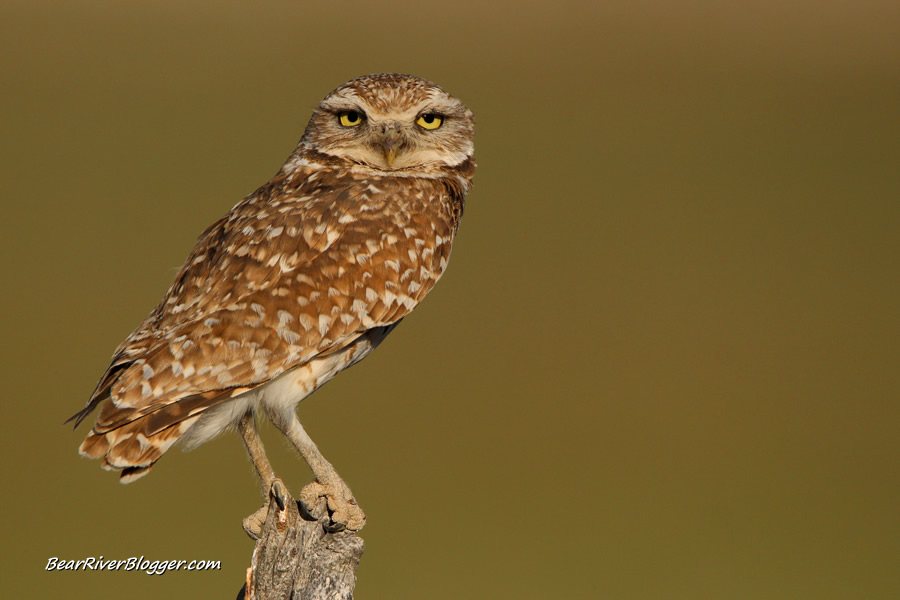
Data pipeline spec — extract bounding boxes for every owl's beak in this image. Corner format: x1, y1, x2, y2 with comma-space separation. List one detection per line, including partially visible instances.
383, 145, 398, 168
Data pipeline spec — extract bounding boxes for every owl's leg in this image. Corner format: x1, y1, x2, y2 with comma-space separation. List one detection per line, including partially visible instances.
265, 407, 365, 532
237, 411, 286, 539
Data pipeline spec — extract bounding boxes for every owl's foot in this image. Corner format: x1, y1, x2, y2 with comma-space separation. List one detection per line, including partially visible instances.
299, 480, 366, 533
242, 479, 287, 540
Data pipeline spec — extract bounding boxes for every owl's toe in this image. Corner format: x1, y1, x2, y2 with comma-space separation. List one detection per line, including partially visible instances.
242, 478, 290, 540
242, 505, 267, 540
300, 480, 366, 533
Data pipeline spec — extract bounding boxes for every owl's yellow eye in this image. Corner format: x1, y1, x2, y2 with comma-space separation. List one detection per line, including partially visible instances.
416, 114, 443, 130
339, 111, 364, 127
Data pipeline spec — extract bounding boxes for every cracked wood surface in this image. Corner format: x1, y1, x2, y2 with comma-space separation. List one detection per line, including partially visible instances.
237, 486, 364, 600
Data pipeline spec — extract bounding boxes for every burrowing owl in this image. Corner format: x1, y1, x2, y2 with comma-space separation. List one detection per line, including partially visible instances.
69, 73, 475, 535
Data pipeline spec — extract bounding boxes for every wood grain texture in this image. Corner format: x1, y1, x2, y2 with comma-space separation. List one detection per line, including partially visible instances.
237, 485, 364, 600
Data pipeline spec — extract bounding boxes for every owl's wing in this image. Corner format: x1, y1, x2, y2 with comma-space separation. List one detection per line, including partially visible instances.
72, 172, 458, 479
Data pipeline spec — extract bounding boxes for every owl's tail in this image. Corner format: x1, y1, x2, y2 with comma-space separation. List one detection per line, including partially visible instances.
75, 390, 226, 483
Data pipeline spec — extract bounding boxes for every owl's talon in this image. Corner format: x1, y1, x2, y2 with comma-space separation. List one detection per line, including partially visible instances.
297, 497, 317, 521
323, 521, 347, 533
271, 479, 286, 511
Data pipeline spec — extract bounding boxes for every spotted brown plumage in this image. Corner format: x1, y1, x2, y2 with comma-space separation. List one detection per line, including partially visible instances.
70, 74, 475, 532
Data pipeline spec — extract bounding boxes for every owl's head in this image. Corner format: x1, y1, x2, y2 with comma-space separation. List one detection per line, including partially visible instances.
299, 74, 474, 173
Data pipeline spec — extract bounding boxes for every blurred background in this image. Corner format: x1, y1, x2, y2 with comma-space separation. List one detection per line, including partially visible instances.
1, 1, 897, 598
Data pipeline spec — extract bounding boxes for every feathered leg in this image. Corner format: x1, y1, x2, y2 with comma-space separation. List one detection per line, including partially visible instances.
237, 411, 285, 539
265, 407, 365, 532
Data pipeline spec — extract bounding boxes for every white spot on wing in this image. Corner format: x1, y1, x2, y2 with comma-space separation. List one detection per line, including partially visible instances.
278, 327, 301, 345
318, 314, 332, 336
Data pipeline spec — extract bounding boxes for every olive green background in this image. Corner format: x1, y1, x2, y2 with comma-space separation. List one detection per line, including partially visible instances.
1, 1, 897, 598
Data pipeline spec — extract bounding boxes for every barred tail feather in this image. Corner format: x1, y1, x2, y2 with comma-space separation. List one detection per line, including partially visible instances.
76, 390, 230, 483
